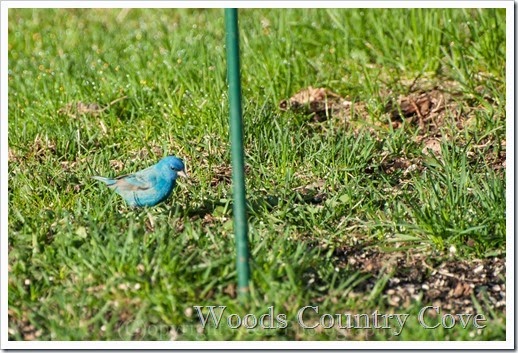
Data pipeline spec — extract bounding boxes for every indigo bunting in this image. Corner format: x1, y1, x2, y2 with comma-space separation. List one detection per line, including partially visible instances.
92, 156, 187, 207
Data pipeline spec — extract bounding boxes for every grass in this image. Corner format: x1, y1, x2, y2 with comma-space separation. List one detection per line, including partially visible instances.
7, 8, 506, 341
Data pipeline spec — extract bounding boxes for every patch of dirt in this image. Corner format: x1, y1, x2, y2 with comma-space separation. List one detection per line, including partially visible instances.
109, 159, 125, 172
60, 160, 78, 172
493, 150, 506, 171
57, 96, 127, 118
279, 78, 501, 138
201, 213, 217, 226
380, 155, 423, 176
8, 148, 20, 163
387, 90, 449, 133
210, 164, 232, 186
173, 218, 185, 233
9, 135, 59, 165
279, 86, 355, 122
30, 134, 57, 161
473, 138, 506, 172
281, 80, 505, 177
210, 163, 251, 187
292, 179, 327, 204
420, 137, 443, 156
332, 245, 505, 315
58, 102, 104, 117
223, 283, 237, 298
8, 309, 43, 341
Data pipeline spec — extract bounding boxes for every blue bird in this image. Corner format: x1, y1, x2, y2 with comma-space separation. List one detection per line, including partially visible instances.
92, 156, 187, 207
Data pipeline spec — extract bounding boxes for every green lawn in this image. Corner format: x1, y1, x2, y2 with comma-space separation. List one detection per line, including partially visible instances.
8, 8, 506, 341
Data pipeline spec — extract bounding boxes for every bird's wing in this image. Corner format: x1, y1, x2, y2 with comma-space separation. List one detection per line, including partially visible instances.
114, 172, 156, 191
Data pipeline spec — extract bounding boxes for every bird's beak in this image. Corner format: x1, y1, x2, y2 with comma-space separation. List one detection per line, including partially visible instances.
177, 170, 188, 179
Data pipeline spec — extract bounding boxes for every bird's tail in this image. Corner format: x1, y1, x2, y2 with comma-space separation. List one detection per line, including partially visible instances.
92, 176, 117, 186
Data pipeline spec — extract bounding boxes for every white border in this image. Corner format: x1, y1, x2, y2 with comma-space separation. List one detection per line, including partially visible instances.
1, 1, 514, 350
505, 1, 514, 346
0, 0, 512, 9
1, 340, 514, 349
1, 0, 8, 350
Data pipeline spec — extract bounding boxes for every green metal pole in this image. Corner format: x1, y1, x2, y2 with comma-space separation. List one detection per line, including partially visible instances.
224, 8, 250, 299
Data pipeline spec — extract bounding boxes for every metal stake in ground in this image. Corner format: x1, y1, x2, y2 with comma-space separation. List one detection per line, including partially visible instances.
224, 8, 250, 299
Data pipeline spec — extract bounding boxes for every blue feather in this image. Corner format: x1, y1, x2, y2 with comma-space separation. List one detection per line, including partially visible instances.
92, 156, 187, 207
